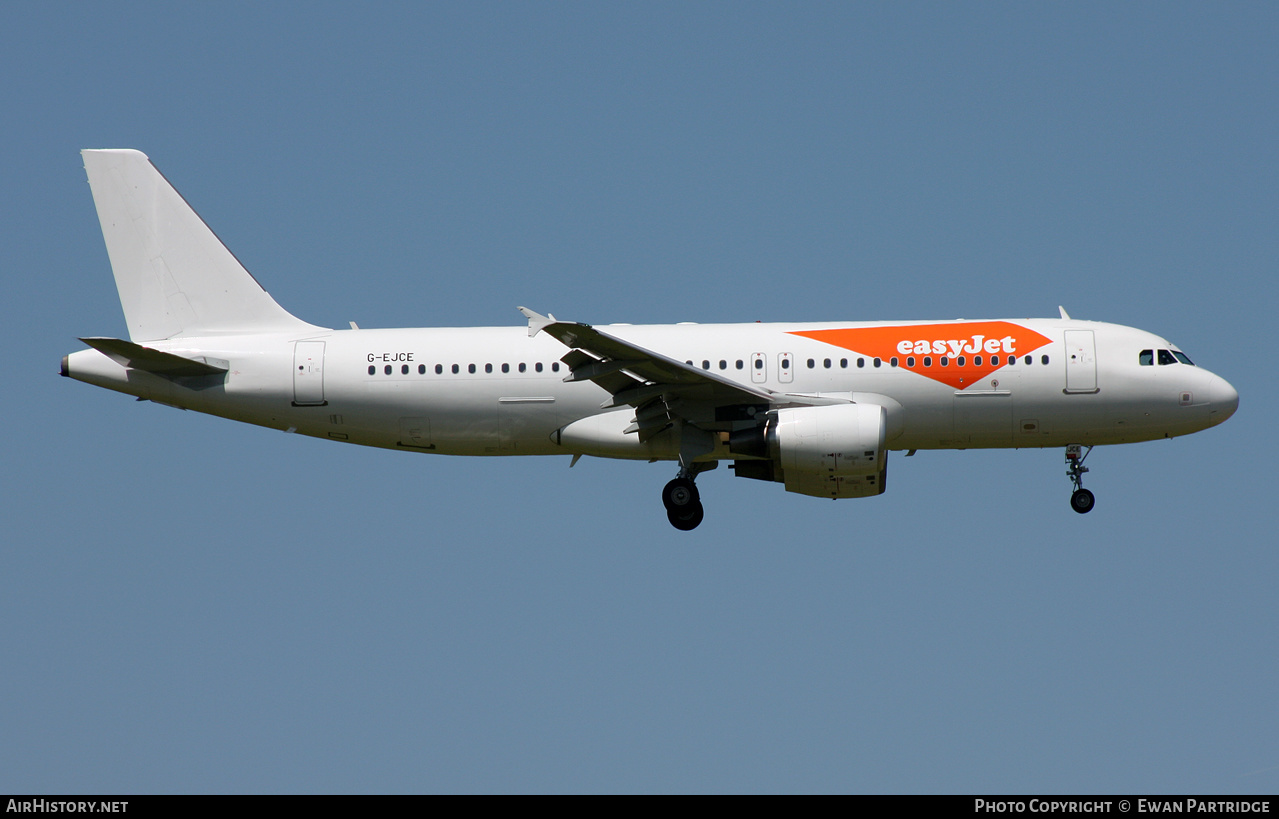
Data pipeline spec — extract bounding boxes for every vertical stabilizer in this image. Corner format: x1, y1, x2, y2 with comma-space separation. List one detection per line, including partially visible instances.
82, 149, 323, 341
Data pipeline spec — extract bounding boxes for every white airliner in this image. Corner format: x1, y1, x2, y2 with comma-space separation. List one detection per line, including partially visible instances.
63, 149, 1239, 529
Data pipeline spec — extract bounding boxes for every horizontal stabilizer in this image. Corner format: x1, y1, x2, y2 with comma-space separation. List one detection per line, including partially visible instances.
79, 337, 228, 377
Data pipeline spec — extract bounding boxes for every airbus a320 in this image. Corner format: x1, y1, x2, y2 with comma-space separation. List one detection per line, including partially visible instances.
62, 150, 1239, 530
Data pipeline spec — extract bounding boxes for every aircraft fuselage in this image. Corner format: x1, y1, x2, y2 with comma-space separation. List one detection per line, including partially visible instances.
64, 317, 1236, 457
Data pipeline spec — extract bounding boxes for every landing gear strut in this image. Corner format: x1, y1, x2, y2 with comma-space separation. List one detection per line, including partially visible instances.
1066, 444, 1095, 514
662, 464, 711, 530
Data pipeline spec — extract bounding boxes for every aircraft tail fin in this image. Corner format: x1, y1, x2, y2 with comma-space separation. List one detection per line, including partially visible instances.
81, 149, 323, 342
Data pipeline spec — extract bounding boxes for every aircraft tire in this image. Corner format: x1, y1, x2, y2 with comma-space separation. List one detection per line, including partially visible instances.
668, 501, 704, 531
1070, 488, 1095, 514
662, 477, 699, 511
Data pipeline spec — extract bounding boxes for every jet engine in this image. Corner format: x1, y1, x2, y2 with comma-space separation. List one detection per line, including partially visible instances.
729, 403, 888, 499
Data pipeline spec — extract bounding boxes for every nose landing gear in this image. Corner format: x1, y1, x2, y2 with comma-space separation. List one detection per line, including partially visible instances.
662, 464, 711, 530
1066, 444, 1095, 514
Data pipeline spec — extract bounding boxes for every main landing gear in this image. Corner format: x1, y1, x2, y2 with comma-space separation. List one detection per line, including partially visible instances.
662, 464, 711, 531
1066, 444, 1095, 514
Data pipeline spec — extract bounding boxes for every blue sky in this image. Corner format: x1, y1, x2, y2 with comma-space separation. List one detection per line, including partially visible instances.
2, 2, 1276, 793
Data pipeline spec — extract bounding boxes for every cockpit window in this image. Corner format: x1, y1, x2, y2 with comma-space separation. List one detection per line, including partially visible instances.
1139, 350, 1153, 366
1172, 351, 1194, 366
1157, 349, 1178, 365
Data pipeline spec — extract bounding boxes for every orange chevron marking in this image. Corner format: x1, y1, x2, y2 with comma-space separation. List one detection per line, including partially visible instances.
790, 322, 1053, 390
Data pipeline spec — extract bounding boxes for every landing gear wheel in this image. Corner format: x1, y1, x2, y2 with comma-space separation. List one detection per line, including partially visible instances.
1065, 445, 1096, 515
662, 477, 700, 511
667, 501, 705, 531
1071, 488, 1095, 514
662, 463, 714, 530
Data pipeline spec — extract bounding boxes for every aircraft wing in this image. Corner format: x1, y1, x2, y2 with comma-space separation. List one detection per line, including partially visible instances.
519, 307, 839, 443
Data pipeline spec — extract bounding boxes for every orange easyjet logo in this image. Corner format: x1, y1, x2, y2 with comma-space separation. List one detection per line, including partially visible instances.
789, 322, 1053, 390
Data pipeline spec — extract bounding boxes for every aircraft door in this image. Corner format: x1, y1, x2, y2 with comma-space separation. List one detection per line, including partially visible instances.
1064, 330, 1097, 393
751, 352, 767, 384
778, 352, 794, 384
292, 341, 326, 406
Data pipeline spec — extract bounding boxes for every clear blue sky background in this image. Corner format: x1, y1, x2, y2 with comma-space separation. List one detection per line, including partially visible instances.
2, 2, 1275, 794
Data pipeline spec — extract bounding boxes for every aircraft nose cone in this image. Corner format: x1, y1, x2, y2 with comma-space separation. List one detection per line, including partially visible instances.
1206, 375, 1239, 425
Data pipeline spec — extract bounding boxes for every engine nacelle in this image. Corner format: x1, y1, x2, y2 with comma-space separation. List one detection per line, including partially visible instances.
730, 403, 888, 499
